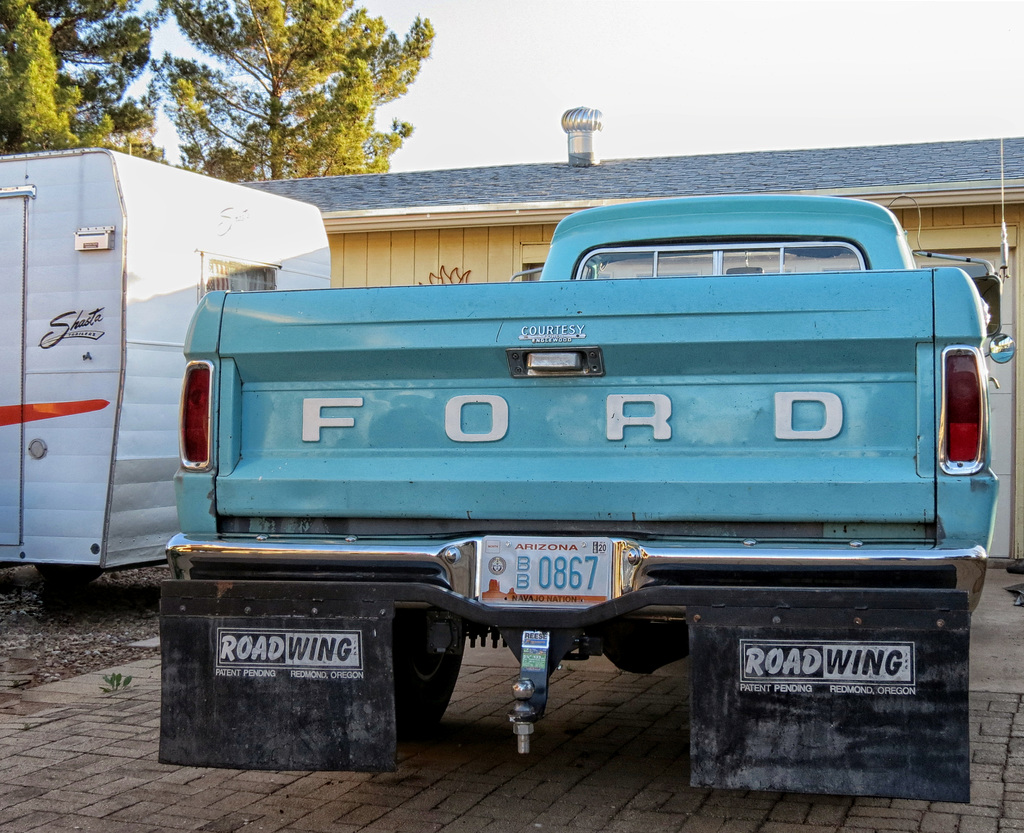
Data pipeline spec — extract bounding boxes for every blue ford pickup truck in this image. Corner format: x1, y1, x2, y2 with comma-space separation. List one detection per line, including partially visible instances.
160, 195, 1012, 801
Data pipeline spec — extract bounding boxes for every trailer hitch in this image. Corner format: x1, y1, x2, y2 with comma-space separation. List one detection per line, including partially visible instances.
501, 628, 584, 754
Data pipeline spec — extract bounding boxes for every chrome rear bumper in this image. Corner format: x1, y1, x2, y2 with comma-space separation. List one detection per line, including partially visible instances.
167, 534, 988, 611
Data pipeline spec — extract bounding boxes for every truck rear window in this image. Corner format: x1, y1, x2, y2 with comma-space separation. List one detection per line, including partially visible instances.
577, 242, 864, 280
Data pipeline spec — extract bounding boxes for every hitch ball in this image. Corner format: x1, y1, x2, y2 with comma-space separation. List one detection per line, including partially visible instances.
509, 677, 538, 754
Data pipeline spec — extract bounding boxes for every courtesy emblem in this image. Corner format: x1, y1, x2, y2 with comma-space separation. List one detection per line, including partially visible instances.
518, 323, 586, 344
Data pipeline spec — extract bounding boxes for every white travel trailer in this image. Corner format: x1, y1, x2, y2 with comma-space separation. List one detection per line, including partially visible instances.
0, 148, 331, 581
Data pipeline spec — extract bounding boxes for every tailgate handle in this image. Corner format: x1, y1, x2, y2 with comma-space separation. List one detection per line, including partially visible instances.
506, 347, 604, 377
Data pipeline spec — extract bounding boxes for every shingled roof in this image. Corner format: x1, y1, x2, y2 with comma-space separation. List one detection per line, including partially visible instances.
248, 137, 1024, 214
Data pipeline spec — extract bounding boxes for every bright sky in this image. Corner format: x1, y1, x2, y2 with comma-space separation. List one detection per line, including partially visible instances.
153, 0, 1024, 174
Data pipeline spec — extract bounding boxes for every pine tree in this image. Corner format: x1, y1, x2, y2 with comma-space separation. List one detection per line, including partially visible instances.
154, 0, 433, 181
0, 0, 77, 150
0, 0, 160, 155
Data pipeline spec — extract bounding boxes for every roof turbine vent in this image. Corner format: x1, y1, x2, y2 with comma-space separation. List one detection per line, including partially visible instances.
561, 107, 603, 168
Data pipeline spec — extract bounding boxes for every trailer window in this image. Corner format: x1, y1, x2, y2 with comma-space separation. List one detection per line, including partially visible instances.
577, 242, 864, 280
204, 258, 278, 294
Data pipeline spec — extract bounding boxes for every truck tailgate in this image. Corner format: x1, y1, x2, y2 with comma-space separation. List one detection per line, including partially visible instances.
213, 272, 935, 527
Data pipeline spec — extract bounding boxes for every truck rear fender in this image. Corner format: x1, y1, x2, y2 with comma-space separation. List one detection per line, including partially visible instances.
932, 266, 998, 553
174, 291, 228, 538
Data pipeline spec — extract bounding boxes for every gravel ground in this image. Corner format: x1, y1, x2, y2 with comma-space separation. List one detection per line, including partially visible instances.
0, 564, 166, 692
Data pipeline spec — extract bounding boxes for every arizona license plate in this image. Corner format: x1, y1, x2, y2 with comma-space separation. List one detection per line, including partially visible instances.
478, 537, 613, 605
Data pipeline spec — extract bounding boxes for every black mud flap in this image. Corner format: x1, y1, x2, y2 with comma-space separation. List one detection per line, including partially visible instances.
688, 588, 970, 802
159, 580, 396, 772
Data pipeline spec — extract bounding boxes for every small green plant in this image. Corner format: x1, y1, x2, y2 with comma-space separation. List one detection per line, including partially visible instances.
100, 672, 133, 693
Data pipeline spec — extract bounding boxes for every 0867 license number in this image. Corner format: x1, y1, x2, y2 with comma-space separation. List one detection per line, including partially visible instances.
534, 551, 601, 590
480, 538, 612, 605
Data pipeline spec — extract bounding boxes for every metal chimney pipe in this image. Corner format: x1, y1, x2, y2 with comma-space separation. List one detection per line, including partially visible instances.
561, 107, 603, 167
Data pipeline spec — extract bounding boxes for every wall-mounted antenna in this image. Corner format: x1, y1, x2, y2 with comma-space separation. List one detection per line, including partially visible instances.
1000, 138, 1010, 280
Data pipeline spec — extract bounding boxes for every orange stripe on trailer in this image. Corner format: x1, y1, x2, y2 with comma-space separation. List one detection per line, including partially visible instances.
0, 399, 110, 427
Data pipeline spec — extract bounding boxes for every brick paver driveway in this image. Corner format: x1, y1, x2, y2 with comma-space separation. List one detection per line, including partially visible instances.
0, 645, 1017, 833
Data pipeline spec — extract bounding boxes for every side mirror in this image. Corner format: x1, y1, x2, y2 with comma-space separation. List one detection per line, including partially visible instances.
989, 333, 1016, 365
913, 251, 1013, 363
973, 272, 1014, 364
972, 274, 1003, 337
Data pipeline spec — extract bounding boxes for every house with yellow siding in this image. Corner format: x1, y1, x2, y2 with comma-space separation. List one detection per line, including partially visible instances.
250, 136, 1024, 563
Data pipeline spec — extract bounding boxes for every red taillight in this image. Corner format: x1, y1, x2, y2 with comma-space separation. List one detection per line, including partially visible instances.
181, 363, 212, 469
943, 350, 983, 470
